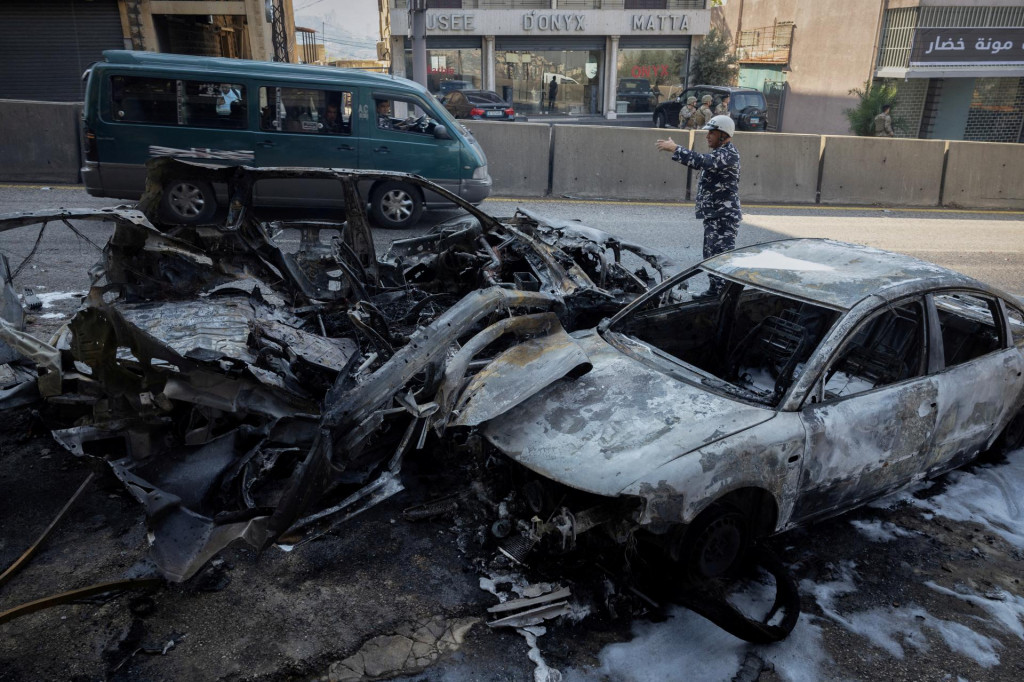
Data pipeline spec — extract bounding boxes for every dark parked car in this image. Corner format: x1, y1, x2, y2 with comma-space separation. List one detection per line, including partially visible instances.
616, 78, 657, 112
441, 89, 516, 121
653, 85, 769, 131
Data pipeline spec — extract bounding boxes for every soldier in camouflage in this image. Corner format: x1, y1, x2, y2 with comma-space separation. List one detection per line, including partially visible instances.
678, 96, 698, 129
656, 114, 741, 292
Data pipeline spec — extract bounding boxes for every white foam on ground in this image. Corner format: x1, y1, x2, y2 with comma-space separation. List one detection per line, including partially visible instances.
849, 519, 920, 542
33, 291, 85, 309
566, 606, 827, 682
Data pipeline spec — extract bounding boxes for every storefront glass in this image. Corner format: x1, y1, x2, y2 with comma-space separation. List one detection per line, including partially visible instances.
495, 49, 603, 115
616, 48, 688, 112
403, 48, 482, 95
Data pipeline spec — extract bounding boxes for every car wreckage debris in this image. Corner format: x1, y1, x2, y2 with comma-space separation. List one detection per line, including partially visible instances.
0, 159, 803, 643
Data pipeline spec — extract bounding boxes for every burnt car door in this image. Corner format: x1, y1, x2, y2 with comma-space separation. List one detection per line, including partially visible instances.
792, 297, 940, 523
923, 291, 1024, 474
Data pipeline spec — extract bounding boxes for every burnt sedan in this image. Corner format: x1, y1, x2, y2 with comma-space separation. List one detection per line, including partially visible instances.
474, 239, 1024, 582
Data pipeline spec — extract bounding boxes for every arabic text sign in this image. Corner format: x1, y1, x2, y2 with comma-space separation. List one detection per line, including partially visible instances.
911, 27, 1024, 65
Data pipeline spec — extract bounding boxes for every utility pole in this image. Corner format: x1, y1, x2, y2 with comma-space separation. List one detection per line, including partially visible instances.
410, 0, 427, 87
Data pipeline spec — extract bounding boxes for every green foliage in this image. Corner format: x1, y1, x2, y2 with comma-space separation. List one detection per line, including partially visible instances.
690, 28, 738, 86
844, 80, 907, 136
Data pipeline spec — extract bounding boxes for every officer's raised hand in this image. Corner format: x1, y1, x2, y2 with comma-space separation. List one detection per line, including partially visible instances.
656, 138, 678, 152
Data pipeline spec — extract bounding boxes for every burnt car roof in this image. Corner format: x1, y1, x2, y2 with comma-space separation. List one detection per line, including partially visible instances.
704, 239, 998, 310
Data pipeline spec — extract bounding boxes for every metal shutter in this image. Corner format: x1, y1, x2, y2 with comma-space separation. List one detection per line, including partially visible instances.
0, 0, 124, 102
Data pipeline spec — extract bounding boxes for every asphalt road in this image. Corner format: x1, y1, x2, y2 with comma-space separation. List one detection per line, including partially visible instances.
2, 183, 1023, 300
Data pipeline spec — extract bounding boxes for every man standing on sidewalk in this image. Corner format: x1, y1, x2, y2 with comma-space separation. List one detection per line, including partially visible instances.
655, 115, 742, 288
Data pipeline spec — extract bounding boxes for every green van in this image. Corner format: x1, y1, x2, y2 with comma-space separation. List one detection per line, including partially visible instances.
81, 51, 491, 228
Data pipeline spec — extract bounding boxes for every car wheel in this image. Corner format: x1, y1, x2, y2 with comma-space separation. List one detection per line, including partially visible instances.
369, 181, 424, 229
159, 178, 216, 224
654, 111, 666, 128
675, 504, 750, 582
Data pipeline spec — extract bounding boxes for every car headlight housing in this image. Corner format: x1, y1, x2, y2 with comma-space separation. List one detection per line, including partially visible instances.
472, 165, 488, 180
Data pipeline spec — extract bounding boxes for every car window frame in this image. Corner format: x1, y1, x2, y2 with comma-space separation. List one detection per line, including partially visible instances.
802, 295, 931, 407
927, 288, 1008, 370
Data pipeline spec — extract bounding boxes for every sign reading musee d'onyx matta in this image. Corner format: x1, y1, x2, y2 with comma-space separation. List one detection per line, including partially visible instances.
910, 27, 1024, 65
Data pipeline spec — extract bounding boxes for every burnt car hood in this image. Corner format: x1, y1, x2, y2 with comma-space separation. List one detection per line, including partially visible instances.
481, 331, 776, 497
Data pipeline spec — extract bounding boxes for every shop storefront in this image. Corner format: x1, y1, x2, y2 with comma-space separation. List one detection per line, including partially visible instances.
391, 8, 708, 117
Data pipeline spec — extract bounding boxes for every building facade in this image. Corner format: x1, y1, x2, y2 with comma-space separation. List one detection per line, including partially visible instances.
716, 0, 1024, 141
386, 0, 711, 116
0, 0, 297, 102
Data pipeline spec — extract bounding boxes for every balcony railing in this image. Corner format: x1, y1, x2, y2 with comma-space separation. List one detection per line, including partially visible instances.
876, 5, 1024, 70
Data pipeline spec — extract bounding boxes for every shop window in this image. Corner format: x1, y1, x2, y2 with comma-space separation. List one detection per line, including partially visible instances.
259, 87, 353, 135
934, 292, 1002, 367
110, 76, 178, 125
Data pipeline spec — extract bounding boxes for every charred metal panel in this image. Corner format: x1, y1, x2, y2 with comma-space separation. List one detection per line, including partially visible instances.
706, 240, 986, 311
482, 331, 775, 498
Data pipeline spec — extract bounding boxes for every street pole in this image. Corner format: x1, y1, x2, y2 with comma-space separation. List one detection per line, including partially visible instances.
410, 0, 428, 88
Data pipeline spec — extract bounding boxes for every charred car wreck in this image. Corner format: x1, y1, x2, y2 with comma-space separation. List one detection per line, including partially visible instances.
4, 159, 1024, 644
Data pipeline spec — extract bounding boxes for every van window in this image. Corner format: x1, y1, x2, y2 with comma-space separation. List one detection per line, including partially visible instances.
110, 77, 247, 129
374, 97, 440, 135
181, 81, 247, 129
111, 76, 178, 125
259, 87, 353, 135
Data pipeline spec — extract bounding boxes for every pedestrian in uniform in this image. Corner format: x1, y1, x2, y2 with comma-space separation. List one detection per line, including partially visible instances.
678, 96, 698, 129
874, 104, 895, 137
715, 94, 730, 116
655, 115, 741, 293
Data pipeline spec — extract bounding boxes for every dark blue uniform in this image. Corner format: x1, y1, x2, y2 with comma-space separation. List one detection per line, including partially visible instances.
671, 141, 742, 260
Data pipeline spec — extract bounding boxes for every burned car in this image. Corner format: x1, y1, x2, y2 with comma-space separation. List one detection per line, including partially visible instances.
0, 159, 678, 585
474, 239, 1024, 583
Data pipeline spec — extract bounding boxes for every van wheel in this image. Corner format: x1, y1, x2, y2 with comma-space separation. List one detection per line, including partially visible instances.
653, 111, 666, 128
160, 179, 216, 224
369, 181, 423, 229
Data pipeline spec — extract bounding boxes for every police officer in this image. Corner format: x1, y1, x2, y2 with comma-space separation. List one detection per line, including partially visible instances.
715, 93, 730, 116
678, 96, 698, 129
656, 114, 741, 292
874, 104, 895, 137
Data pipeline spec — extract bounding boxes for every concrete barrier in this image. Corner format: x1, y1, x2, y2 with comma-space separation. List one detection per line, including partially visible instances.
691, 131, 820, 204
551, 125, 693, 201
819, 136, 945, 207
462, 121, 551, 197
943, 141, 1024, 210
0, 100, 82, 184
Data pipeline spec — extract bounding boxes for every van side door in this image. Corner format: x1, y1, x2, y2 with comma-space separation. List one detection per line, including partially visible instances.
253, 85, 358, 207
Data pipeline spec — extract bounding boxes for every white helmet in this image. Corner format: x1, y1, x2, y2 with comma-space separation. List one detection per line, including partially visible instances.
703, 114, 735, 137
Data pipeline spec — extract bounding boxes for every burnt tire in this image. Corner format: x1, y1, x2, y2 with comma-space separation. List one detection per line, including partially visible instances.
159, 178, 216, 224
676, 504, 751, 582
369, 181, 423, 230
996, 409, 1024, 455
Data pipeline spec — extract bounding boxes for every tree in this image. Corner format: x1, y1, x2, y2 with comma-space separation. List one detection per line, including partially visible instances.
690, 28, 738, 86
844, 80, 906, 136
